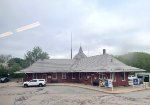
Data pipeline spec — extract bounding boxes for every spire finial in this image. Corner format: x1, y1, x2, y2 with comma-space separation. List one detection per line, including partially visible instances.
79, 46, 83, 53
73, 46, 87, 60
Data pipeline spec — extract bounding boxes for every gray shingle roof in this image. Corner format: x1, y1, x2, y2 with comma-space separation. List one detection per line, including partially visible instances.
17, 59, 74, 73
17, 53, 145, 73
72, 54, 145, 72
73, 46, 87, 60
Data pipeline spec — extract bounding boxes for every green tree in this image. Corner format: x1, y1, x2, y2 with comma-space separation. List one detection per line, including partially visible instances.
0, 55, 12, 77
24, 46, 49, 66
7, 58, 27, 68
116, 52, 150, 72
0, 54, 12, 63
0, 65, 8, 77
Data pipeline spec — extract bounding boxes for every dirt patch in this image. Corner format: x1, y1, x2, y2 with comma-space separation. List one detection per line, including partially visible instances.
0, 86, 150, 105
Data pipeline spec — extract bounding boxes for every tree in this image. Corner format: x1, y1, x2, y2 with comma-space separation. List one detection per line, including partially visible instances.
116, 52, 150, 72
0, 58, 25, 78
24, 46, 49, 66
7, 58, 27, 68
0, 65, 8, 77
0, 47, 49, 78
8, 63, 24, 78
0, 54, 12, 63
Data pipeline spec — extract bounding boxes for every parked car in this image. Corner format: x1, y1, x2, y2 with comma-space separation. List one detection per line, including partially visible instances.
0, 77, 10, 83
128, 75, 137, 80
23, 79, 46, 87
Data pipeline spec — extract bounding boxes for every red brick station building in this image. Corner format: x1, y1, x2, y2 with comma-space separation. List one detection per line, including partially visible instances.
17, 47, 145, 87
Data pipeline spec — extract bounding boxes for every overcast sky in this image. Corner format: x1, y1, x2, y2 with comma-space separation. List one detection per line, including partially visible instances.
0, 0, 150, 59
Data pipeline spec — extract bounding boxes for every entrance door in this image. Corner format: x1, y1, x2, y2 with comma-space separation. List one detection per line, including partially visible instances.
91, 74, 95, 85
42, 74, 47, 82
144, 75, 149, 82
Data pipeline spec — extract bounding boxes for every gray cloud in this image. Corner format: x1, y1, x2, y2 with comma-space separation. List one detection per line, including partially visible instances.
0, 0, 150, 58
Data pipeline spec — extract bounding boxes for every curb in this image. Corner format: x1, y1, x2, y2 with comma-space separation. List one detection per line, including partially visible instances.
47, 84, 109, 93
1, 83, 150, 94
46, 83, 145, 94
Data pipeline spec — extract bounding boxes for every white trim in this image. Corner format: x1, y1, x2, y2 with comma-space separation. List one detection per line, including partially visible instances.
79, 73, 82, 79
113, 73, 116, 82
110, 73, 116, 82
33, 73, 37, 79
121, 72, 125, 81
99, 73, 108, 79
62, 73, 66, 79
99, 73, 103, 79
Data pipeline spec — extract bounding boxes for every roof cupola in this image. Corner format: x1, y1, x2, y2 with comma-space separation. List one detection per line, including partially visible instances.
73, 46, 87, 60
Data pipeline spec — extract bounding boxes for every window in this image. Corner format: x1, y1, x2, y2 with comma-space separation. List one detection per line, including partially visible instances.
121, 72, 125, 81
72, 73, 75, 79
113, 73, 116, 81
62, 73, 66, 79
103, 74, 107, 79
83, 73, 87, 79
99, 74, 103, 79
39, 80, 44, 81
30, 80, 37, 82
52, 73, 57, 79
79, 73, 82, 79
32, 73, 37, 79
99, 74, 107, 79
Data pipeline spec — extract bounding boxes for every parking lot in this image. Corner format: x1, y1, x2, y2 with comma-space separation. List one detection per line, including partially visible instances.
0, 84, 150, 105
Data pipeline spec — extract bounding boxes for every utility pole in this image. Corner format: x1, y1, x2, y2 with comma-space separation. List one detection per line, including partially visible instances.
71, 32, 72, 59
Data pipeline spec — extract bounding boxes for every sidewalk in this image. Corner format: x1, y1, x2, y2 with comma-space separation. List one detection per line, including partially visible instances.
47, 83, 150, 94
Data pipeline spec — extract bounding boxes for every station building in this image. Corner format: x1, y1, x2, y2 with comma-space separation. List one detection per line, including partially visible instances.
17, 47, 145, 86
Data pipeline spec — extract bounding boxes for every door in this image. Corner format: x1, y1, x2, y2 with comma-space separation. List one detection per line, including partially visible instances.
144, 75, 149, 82
91, 74, 95, 85
28, 79, 37, 86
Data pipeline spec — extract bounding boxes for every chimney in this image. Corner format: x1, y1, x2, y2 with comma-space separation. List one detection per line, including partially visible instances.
103, 49, 106, 55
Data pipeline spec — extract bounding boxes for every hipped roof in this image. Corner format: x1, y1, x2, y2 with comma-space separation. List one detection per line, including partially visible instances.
16, 54, 145, 73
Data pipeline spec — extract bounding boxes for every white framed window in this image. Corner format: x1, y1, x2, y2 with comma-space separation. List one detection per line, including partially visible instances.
99, 74, 108, 79
121, 72, 125, 81
99, 74, 103, 79
84, 73, 87, 79
62, 73, 66, 79
110, 73, 116, 81
103, 74, 107, 79
79, 73, 82, 79
52, 73, 57, 79
72, 73, 76, 79
33, 73, 37, 79
113, 72, 116, 81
